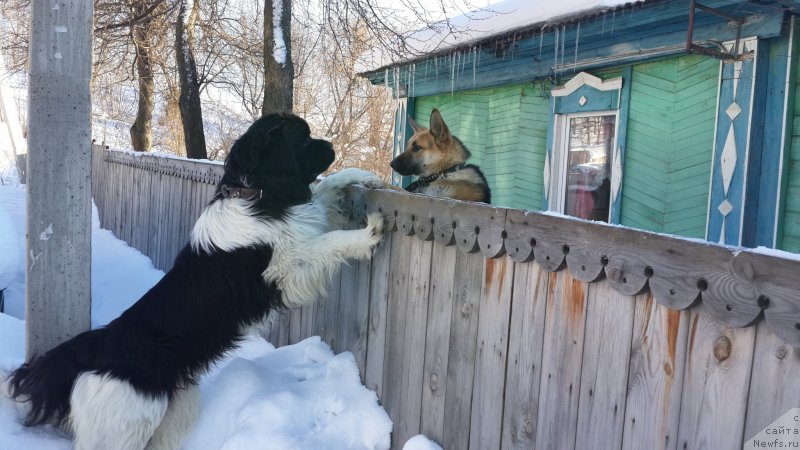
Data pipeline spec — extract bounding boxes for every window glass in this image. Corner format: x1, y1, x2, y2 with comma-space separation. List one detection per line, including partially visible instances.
564, 115, 615, 222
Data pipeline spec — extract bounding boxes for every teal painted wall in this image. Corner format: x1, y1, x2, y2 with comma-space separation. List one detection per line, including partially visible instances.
779, 40, 800, 253
415, 83, 550, 210
620, 55, 719, 238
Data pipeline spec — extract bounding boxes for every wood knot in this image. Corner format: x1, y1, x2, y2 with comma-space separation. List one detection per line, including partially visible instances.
775, 345, 787, 360
429, 373, 439, 390
663, 362, 673, 376
524, 419, 534, 435
713, 336, 732, 362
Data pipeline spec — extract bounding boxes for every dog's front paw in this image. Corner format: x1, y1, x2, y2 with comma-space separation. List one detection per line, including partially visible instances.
365, 212, 385, 245
322, 168, 383, 191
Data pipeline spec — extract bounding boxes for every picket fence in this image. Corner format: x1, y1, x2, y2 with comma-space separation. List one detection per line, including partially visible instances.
91, 145, 800, 450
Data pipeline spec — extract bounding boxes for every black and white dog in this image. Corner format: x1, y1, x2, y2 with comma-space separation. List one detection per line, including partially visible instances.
4, 113, 385, 449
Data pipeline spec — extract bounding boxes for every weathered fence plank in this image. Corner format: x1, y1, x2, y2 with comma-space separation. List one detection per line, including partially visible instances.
442, 252, 484, 450
677, 305, 756, 450
337, 259, 371, 379
322, 269, 343, 351
382, 231, 413, 445
420, 244, 458, 443
469, 256, 515, 450
575, 282, 636, 450
394, 238, 433, 449
365, 235, 393, 397
501, 261, 549, 450
535, 270, 589, 450
743, 321, 800, 442
621, 296, 689, 450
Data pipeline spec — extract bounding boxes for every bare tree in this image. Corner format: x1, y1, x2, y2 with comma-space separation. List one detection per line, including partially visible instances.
129, 0, 157, 151
175, 0, 207, 159
263, 0, 293, 114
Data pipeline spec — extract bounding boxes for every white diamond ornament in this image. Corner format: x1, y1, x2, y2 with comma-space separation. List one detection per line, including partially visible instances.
718, 199, 733, 216
726, 102, 741, 121
543, 152, 551, 200
720, 124, 737, 195
611, 146, 622, 202
578, 96, 587, 106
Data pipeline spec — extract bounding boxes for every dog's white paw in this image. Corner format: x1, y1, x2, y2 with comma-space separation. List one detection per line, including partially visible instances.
321, 168, 383, 191
348, 213, 385, 260
365, 212, 384, 246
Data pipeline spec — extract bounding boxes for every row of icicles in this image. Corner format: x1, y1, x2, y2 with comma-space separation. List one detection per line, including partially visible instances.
383, 6, 637, 97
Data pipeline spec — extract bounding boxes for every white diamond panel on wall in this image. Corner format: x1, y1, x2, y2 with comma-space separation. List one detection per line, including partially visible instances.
611, 145, 623, 202
543, 151, 551, 201
720, 124, 738, 196
707, 36, 758, 246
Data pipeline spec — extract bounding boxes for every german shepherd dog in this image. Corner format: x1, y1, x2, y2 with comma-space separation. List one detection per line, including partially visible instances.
390, 108, 490, 203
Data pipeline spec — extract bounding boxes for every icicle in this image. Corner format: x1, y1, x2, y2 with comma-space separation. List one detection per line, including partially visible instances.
461, 49, 467, 80
394, 66, 400, 99
602, 13, 606, 36
511, 33, 517, 59
574, 22, 580, 72
411, 63, 416, 98
451, 52, 456, 97
539, 29, 544, 58
611, 10, 615, 33
472, 47, 477, 87
384, 68, 389, 92
553, 27, 559, 74
560, 25, 566, 75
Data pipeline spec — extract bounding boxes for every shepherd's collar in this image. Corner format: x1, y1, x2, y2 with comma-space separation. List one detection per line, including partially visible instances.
220, 184, 263, 201
405, 163, 468, 193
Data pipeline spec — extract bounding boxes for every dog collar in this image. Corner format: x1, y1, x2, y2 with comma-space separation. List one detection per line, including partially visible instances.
220, 184, 263, 201
405, 163, 468, 193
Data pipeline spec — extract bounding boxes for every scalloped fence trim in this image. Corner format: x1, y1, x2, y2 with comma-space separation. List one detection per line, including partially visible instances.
347, 186, 800, 346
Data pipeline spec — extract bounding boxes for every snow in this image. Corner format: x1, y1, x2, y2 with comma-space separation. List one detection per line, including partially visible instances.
0, 185, 394, 449
0, 202, 20, 290
402, 435, 443, 450
272, 0, 287, 66
357, 0, 636, 73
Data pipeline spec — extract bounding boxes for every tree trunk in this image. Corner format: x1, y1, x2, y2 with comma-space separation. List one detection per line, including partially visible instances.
263, 0, 293, 114
164, 86, 185, 156
175, 0, 207, 159
129, 9, 154, 152
27, 0, 93, 358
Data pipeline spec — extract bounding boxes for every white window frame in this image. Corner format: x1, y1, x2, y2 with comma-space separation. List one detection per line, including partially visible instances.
550, 110, 620, 222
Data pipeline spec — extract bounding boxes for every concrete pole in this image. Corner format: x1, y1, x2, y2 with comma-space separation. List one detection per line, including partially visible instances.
26, 0, 93, 359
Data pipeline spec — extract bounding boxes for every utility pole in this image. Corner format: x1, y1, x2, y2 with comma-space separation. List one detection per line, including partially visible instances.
26, 0, 93, 358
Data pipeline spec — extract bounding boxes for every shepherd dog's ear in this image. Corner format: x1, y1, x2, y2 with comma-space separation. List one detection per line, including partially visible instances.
429, 109, 451, 145
408, 115, 424, 133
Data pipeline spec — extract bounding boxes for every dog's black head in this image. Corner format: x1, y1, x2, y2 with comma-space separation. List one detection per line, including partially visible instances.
220, 113, 335, 215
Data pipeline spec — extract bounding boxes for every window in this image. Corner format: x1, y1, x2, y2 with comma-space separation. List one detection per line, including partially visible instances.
552, 112, 617, 222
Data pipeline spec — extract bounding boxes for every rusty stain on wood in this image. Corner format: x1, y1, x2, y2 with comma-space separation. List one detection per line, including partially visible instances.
688, 313, 700, 356
664, 308, 680, 364
568, 275, 586, 329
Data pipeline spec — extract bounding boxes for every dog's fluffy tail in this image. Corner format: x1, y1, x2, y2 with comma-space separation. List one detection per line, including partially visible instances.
6, 330, 101, 426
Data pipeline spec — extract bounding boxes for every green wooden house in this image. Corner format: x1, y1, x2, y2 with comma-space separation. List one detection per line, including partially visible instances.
361, 0, 800, 252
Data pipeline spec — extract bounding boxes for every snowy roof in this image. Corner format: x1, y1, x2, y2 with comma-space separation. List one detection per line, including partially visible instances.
357, 0, 648, 74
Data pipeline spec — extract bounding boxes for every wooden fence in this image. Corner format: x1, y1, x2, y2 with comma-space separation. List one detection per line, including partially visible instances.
92, 146, 800, 450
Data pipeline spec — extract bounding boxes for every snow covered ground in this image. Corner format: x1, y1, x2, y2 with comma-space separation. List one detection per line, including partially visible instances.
0, 185, 408, 450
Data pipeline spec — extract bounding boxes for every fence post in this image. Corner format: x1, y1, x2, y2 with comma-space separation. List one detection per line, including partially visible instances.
26, 0, 93, 358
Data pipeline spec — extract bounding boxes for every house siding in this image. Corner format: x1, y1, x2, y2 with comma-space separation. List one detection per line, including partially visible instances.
620, 54, 719, 238
780, 53, 800, 253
